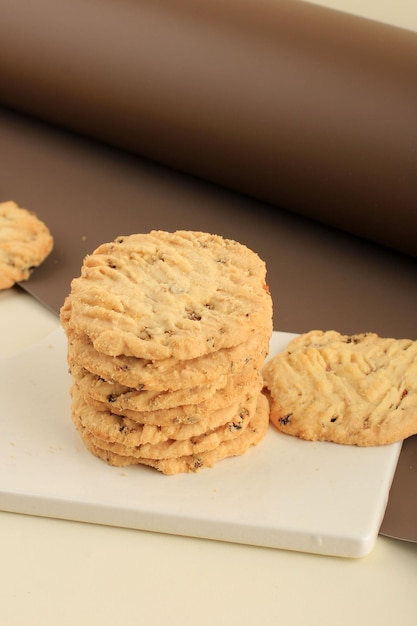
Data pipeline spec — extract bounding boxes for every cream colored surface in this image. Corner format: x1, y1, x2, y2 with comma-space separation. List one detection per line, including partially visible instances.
1, 286, 416, 625
0, 287, 58, 356
302, 0, 417, 32
1, 511, 416, 626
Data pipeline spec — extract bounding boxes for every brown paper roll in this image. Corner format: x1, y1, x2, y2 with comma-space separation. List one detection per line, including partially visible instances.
0, 0, 416, 256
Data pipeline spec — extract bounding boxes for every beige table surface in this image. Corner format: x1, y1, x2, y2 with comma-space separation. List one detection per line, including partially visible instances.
304, 0, 417, 32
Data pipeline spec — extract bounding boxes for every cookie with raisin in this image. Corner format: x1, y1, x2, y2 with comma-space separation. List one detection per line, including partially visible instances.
66, 326, 270, 392
71, 384, 259, 459
0, 200, 53, 289
71, 361, 262, 423
74, 391, 270, 474
61, 231, 272, 360
71, 386, 250, 446
262, 330, 417, 446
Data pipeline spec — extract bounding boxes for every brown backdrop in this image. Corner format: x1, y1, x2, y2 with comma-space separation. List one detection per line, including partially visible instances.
0, 0, 416, 257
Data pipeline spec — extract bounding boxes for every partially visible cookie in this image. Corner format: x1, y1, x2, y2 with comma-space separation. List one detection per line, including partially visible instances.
262, 330, 417, 446
0, 200, 53, 289
74, 391, 270, 474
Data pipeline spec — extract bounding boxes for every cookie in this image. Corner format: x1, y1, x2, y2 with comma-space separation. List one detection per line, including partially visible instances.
74, 391, 270, 474
76, 372, 262, 425
72, 385, 259, 459
262, 330, 417, 446
0, 200, 53, 289
71, 383, 258, 446
71, 361, 262, 422
72, 372, 262, 436
67, 326, 270, 391
61, 231, 272, 360
279, 329, 380, 353
69, 361, 231, 413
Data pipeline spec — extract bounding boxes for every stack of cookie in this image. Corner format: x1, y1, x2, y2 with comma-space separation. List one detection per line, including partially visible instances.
61, 230, 273, 474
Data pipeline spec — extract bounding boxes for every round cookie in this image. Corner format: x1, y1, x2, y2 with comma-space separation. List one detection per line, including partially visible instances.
72, 392, 238, 447
76, 374, 262, 426
74, 391, 270, 474
61, 231, 272, 360
67, 326, 270, 391
72, 362, 262, 422
69, 360, 230, 412
0, 200, 53, 289
71, 372, 262, 446
262, 330, 417, 446
72, 385, 258, 459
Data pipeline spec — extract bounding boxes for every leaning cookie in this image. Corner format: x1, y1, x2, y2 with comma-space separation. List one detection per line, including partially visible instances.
0, 200, 53, 290
262, 330, 417, 446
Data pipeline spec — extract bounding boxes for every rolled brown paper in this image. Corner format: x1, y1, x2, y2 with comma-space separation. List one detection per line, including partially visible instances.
0, 0, 416, 255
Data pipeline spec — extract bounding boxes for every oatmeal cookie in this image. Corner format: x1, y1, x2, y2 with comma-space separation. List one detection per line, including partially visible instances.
72, 362, 262, 423
67, 327, 270, 391
75, 391, 270, 474
61, 231, 272, 360
0, 200, 53, 289
72, 385, 258, 459
263, 330, 417, 446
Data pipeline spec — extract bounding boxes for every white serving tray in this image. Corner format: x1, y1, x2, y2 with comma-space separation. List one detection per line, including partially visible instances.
0, 327, 401, 558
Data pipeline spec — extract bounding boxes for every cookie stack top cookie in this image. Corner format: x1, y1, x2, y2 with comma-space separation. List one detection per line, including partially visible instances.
62, 230, 272, 361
